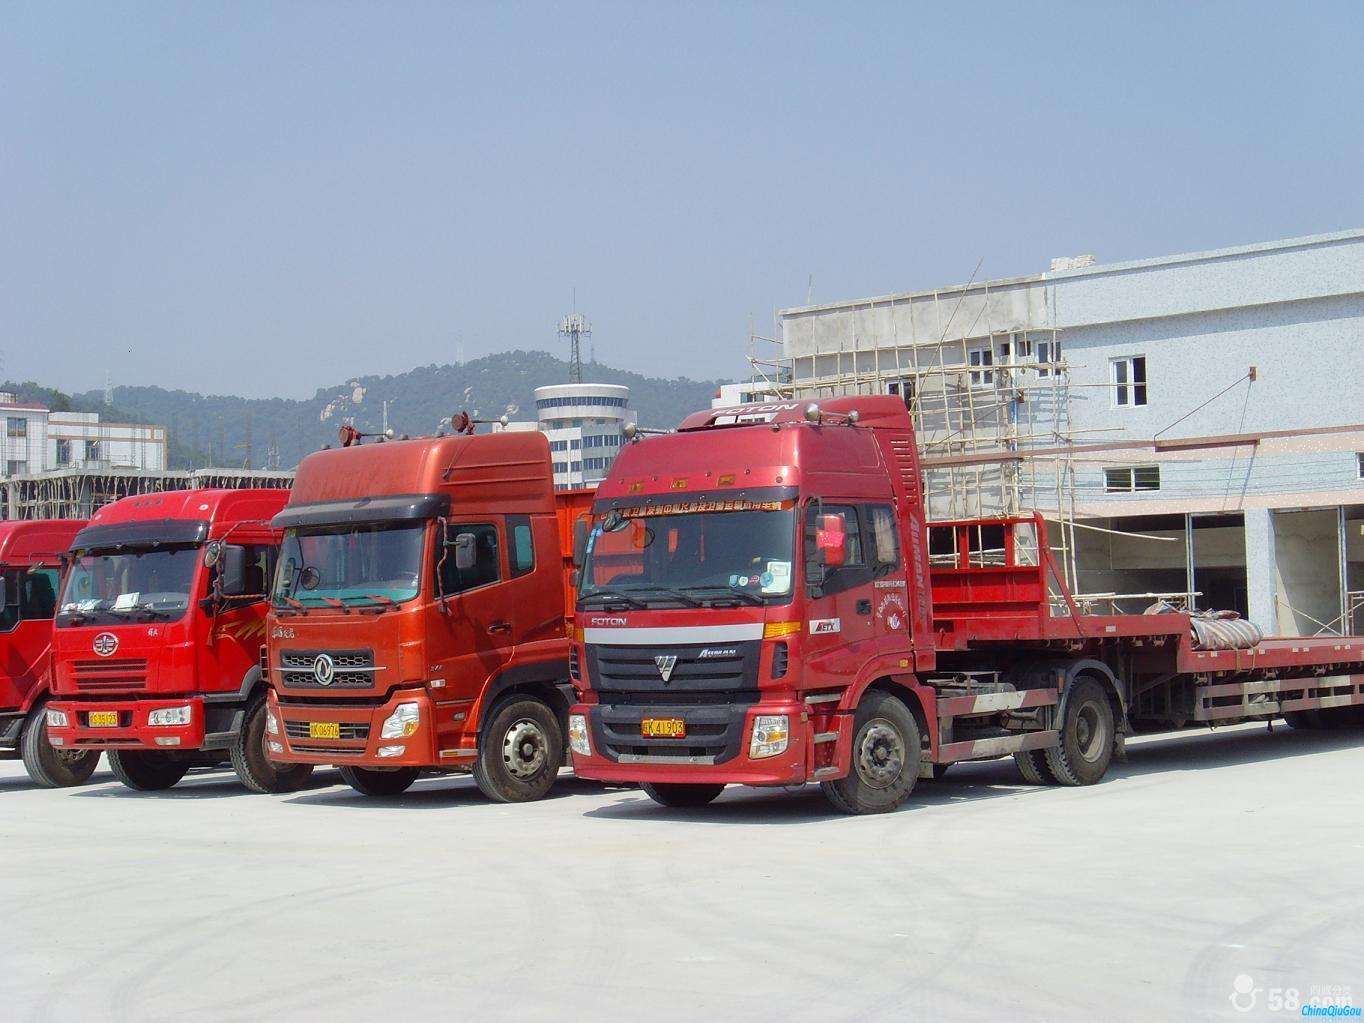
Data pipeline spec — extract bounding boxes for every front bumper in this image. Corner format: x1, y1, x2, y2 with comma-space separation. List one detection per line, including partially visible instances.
46, 696, 207, 751
268, 688, 453, 769
569, 700, 809, 786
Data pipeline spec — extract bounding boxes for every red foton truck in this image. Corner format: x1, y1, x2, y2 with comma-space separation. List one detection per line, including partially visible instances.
0, 519, 99, 787
264, 425, 593, 801
46, 489, 309, 793
566, 397, 1364, 814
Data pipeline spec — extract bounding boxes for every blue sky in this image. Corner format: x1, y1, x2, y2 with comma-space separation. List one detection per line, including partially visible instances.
4, 1, 1361, 397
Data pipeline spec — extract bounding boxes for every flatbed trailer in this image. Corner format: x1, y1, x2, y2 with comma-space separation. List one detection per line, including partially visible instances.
565, 397, 1364, 813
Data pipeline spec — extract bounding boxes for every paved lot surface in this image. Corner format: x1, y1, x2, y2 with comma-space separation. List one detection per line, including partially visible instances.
2, 721, 1361, 1023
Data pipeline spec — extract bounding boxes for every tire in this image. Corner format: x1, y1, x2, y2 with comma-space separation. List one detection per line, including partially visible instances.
1043, 678, 1115, 786
1283, 709, 1323, 730
108, 749, 190, 791
641, 782, 726, 807
820, 690, 922, 815
338, 765, 419, 796
473, 697, 564, 803
1013, 748, 1053, 785
230, 699, 315, 794
20, 706, 99, 788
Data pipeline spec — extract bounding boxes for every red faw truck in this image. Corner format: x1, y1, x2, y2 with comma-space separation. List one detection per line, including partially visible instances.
0, 519, 100, 787
46, 488, 310, 793
566, 397, 1364, 814
264, 425, 592, 801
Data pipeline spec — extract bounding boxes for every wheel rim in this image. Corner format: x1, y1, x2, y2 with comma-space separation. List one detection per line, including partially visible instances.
855, 718, 905, 789
501, 719, 547, 779
1076, 703, 1105, 762
54, 747, 89, 766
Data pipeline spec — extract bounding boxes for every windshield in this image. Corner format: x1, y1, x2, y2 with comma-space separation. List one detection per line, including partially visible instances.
58, 546, 200, 623
274, 522, 425, 608
580, 506, 796, 607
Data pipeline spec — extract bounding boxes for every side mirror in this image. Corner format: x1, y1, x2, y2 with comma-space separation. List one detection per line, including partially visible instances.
0, 576, 8, 608
816, 514, 847, 568
218, 545, 251, 597
453, 533, 476, 572
572, 519, 590, 568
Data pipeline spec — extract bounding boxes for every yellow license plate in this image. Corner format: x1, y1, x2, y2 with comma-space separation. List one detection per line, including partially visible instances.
88, 711, 119, 727
308, 721, 341, 740
641, 717, 686, 738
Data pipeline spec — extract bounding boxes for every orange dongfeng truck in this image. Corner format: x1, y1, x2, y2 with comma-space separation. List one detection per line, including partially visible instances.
47, 489, 308, 793
265, 423, 592, 800
566, 397, 1364, 813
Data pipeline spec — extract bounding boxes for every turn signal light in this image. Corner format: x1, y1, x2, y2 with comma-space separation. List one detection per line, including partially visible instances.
763, 621, 801, 639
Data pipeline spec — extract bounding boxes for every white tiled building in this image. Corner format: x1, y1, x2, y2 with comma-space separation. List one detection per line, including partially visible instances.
500, 383, 636, 490
0, 394, 167, 478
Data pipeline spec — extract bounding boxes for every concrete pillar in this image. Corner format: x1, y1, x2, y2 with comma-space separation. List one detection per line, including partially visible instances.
1244, 507, 1277, 633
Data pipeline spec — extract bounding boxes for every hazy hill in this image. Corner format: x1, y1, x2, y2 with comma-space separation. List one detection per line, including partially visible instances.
60, 350, 730, 470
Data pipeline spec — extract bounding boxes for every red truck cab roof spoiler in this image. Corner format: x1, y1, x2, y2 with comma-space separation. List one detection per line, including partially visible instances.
677, 395, 912, 432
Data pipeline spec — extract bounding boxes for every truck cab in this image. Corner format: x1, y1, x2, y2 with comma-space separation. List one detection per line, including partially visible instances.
46, 488, 307, 793
0, 519, 98, 786
265, 427, 592, 801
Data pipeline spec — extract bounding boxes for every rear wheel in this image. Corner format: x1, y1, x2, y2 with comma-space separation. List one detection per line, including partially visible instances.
108, 749, 189, 791
473, 698, 563, 803
20, 706, 99, 788
1043, 679, 1115, 786
1013, 748, 1053, 785
820, 690, 921, 815
338, 765, 419, 797
641, 782, 726, 807
230, 699, 315, 794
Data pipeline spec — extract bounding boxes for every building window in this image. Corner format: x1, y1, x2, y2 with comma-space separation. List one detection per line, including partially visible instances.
1358, 453, 1364, 479
1112, 356, 1148, 407
1035, 338, 1063, 378
85, 440, 101, 461
967, 345, 993, 387
6, 417, 26, 438
886, 378, 916, 409
570, 461, 581, 472
56, 439, 72, 465
1104, 465, 1160, 493
6, 460, 26, 476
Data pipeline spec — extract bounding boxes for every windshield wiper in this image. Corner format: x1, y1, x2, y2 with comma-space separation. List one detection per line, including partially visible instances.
619, 586, 701, 607
679, 585, 765, 606
114, 602, 174, 620
579, 589, 647, 609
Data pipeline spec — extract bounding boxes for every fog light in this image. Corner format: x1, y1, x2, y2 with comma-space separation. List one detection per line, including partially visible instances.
154, 737, 181, 747
268, 741, 284, 755
266, 711, 279, 735
568, 714, 591, 757
750, 714, 789, 759
380, 702, 420, 739
377, 745, 406, 758
46, 708, 69, 728
148, 705, 192, 727
50, 737, 65, 746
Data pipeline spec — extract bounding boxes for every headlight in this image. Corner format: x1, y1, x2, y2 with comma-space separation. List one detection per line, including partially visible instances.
377, 745, 406, 758
148, 705, 192, 727
380, 702, 421, 739
567, 713, 591, 757
749, 714, 789, 759
265, 710, 279, 735
46, 708, 69, 728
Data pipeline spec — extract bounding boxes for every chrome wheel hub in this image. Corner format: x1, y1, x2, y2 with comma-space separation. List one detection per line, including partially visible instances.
855, 719, 905, 789
502, 719, 547, 779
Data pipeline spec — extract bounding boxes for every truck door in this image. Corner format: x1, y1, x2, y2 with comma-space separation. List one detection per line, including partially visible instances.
0, 567, 60, 707
802, 503, 879, 688
431, 520, 514, 698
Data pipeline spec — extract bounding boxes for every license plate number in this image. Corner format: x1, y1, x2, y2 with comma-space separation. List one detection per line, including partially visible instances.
309, 721, 341, 740
641, 717, 685, 738
88, 711, 119, 727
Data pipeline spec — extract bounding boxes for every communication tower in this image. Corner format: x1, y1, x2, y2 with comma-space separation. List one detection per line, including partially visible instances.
558, 312, 591, 384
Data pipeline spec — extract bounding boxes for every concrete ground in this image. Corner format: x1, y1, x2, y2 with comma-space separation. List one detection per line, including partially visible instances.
1, 722, 1361, 1023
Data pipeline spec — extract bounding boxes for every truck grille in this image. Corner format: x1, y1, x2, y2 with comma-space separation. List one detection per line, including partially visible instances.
284, 721, 371, 741
586, 640, 761, 763
277, 649, 377, 689
71, 658, 149, 692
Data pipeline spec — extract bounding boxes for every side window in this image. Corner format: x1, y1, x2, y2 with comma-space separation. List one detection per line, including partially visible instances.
804, 503, 865, 570
23, 568, 60, 619
0, 570, 20, 631
866, 505, 900, 568
440, 523, 501, 595
508, 515, 534, 577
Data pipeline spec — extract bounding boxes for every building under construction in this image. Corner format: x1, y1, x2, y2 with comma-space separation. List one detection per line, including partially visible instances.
765, 228, 1364, 637
1, 466, 293, 521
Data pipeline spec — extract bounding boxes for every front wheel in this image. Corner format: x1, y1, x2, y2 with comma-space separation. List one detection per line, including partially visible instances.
230, 699, 315, 794
641, 782, 726, 807
1043, 679, 1115, 786
20, 707, 100, 788
473, 698, 563, 803
108, 749, 190, 791
820, 690, 922, 815
338, 765, 419, 797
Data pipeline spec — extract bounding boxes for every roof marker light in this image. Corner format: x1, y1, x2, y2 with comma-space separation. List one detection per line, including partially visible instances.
804, 404, 822, 423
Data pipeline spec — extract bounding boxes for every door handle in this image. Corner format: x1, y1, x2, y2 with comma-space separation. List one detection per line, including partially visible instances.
856, 599, 872, 616
487, 621, 512, 634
